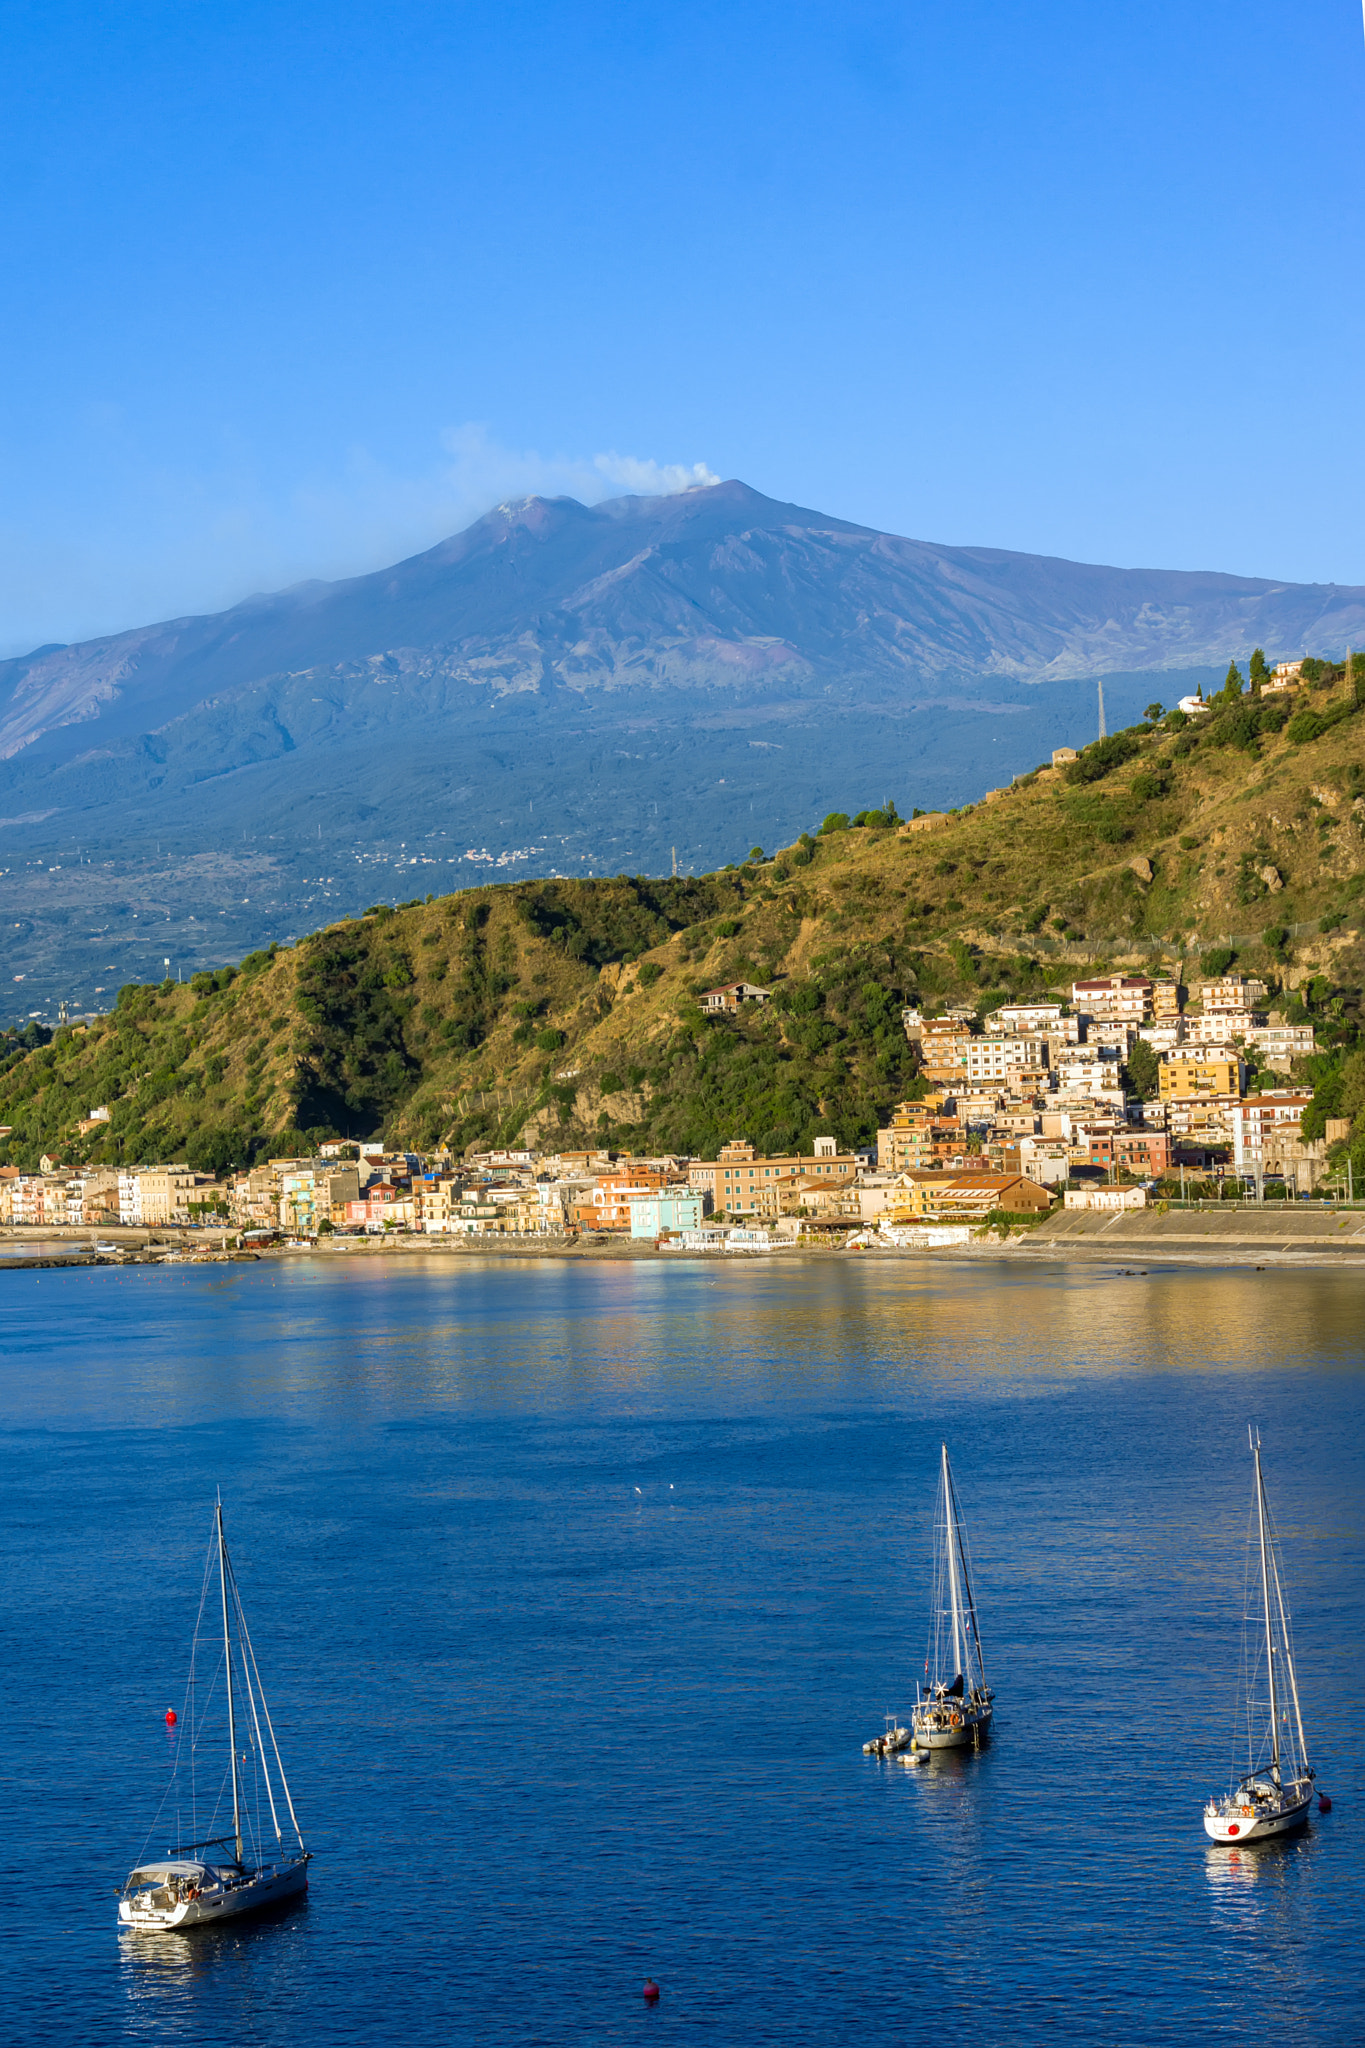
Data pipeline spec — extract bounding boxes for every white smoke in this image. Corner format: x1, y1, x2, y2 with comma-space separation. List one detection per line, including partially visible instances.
0, 426, 725, 652
435, 424, 718, 511
591, 452, 720, 496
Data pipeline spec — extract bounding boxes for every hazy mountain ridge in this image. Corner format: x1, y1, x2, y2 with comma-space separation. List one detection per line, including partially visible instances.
4, 479, 1363, 1020
6, 480, 1365, 766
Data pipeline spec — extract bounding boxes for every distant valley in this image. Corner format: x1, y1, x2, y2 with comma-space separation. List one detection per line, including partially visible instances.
4, 478, 1362, 1020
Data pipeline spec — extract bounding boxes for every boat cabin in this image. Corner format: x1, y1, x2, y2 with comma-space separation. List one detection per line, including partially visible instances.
121, 1860, 223, 1909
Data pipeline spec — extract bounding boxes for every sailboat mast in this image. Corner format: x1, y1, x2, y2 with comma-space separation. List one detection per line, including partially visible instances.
1253, 1441, 1281, 1783
216, 1497, 244, 1864
942, 1445, 966, 1681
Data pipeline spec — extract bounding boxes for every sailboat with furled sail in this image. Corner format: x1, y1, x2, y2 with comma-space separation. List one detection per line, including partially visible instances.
117, 1497, 310, 1929
911, 1444, 993, 1750
1204, 1431, 1318, 1843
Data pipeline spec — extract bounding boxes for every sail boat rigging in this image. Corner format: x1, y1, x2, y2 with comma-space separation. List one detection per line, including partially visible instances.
117, 1497, 310, 1929
912, 1444, 993, 1750
1203, 1432, 1315, 1843
863, 1443, 994, 1759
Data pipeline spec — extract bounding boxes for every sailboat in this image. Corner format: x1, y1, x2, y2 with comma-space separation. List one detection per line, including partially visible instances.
1203, 1432, 1316, 1844
117, 1498, 310, 1928
910, 1444, 993, 1750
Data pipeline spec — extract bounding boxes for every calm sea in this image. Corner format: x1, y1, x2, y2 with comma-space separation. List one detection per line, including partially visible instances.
2, 1255, 1363, 2045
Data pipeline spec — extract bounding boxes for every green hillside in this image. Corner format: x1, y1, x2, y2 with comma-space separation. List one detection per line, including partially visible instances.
3, 658, 1364, 1176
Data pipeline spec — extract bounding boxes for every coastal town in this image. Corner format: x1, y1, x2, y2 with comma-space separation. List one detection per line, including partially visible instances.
2, 965, 1347, 1250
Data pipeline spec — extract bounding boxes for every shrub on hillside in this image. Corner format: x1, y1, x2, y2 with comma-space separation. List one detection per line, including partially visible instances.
1064, 730, 1143, 784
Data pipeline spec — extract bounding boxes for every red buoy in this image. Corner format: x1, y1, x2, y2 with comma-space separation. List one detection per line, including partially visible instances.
1319, 1793, 1332, 1812
643, 1979, 661, 2002
165, 1708, 178, 1726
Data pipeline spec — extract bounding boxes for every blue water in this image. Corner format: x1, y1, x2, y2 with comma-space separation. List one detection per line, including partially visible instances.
3, 1255, 1363, 2045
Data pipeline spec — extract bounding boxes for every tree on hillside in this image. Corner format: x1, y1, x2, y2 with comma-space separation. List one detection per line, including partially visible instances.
1123, 1038, 1160, 1102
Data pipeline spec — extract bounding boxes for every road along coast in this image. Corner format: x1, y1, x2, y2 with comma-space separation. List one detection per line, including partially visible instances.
7, 1210, 1365, 1271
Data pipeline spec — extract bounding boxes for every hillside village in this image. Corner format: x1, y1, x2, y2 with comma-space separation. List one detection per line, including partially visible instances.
0, 959, 1350, 1247
2, 648, 1363, 1248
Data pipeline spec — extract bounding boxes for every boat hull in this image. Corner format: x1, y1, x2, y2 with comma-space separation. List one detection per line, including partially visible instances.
911, 1703, 992, 1751
1203, 1790, 1312, 1844
119, 1859, 308, 1930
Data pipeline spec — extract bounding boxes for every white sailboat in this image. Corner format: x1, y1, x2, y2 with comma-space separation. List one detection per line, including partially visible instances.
1203, 1432, 1316, 1844
910, 1444, 993, 1751
118, 1498, 310, 1929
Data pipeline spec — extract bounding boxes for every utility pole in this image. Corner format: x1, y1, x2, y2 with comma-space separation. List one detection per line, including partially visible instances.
1097, 679, 1107, 740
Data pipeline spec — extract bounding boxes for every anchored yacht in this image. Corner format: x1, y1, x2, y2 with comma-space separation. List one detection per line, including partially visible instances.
118, 1497, 310, 1929
910, 1445, 993, 1751
1203, 1432, 1316, 1844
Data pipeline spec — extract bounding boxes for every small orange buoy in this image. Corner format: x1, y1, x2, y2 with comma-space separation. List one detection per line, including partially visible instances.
165, 1709, 178, 1726
643, 1979, 660, 2002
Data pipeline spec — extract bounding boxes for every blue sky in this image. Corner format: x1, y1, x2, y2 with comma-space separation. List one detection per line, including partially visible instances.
2, 0, 1363, 652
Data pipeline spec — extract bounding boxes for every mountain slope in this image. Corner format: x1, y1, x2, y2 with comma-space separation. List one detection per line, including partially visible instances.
6, 480, 1365, 765
5, 479, 1365, 1021
3, 666, 1362, 1174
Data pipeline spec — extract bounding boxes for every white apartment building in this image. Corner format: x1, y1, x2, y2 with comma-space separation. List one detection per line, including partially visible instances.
118, 1165, 203, 1226
1200, 975, 1269, 1013
1053, 1046, 1124, 1090
964, 1036, 1049, 1083
1071, 975, 1153, 1024
1183, 1010, 1262, 1045
1251, 1022, 1316, 1062
1164, 1094, 1241, 1143
1231, 1093, 1313, 1173
1018, 1137, 1071, 1184
1084, 1018, 1138, 1053
986, 1003, 1070, 1037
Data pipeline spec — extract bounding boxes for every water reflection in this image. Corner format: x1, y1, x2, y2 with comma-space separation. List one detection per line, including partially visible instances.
1202, 1830, 1323, 2028
7, 1256, 1365, 1437
118, 1897, 308, 2025
1, 1257, 1359, 2045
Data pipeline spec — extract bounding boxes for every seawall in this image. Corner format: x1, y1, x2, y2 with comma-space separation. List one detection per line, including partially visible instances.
1008, 1206, 1365, 1268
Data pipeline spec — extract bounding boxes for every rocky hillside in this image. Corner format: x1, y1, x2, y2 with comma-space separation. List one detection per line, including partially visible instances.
2, 660, 1363, 1175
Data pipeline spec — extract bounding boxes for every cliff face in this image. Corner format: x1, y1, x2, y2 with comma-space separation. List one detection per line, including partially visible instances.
2, 681, 1362, 1173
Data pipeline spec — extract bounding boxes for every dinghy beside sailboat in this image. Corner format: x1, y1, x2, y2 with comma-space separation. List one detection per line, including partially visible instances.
863, 1442, 993, 1758
911, 1444, 993, 1750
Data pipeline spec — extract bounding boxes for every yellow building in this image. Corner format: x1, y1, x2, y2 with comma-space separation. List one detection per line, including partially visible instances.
1158, 1053, 1243, 1101
876, 1098, 950, 1172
